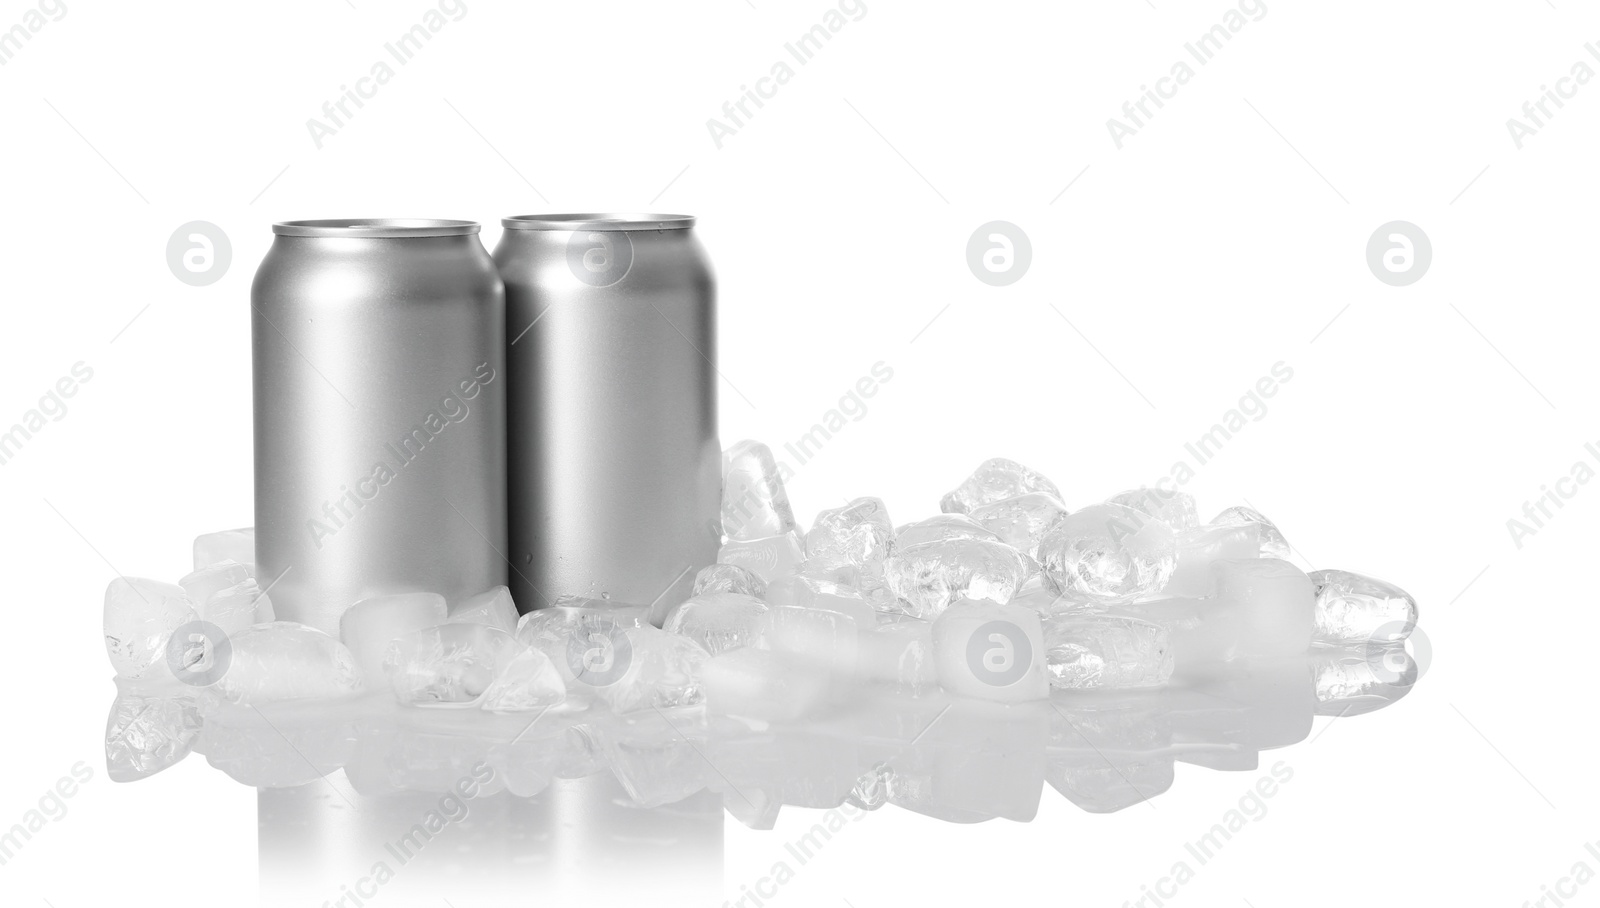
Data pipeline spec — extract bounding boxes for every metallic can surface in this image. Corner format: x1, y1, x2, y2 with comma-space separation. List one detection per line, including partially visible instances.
253, 219, 507, 634
494, 214, 719, 617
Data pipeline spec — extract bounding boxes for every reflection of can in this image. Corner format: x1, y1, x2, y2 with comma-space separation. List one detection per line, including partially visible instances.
253, 219, 507, 634
494, 214, 719, 618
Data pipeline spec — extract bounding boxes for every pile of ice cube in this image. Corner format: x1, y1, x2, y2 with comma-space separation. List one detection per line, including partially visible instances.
101, 443, 1419, 777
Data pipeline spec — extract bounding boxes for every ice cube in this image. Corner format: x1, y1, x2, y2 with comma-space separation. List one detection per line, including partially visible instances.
703, 648, 830, 721
104, 686, 208, 782
201, 579, 275, 637
1111, 597, 1233, 677
103, 578, 199, 681
480, 647, 567, 713
715, 532, 805, 583
846, 762, 895, 810
1213, 559, 1314, 656
802, 497, 895, 584
721, 439, 798, 541
1160, 523, 1262, 598
339, 592, 449, 683
192, 527, 254, 572
931, 600, 1049, 702
939, 457, 1061, 514
1308, 569, 1417, 646
217, 622, 361, 703
756, 604, 859, 676
178, 562, 253, 608
662, 592, 769, 655
692, 562, 768, 598
859, 619, 937, 696
384, 623, 522, 707
1313, 648, 1416, 716
1210, 506, 1292, 560
883, 537, 1032, 619
1106, 488, 1199, 531
515, 601, 647, 690
969, 493, 1069, 557
594, 625, 709, 714
1037, 503, 1177, 605
448, 585, 519, 635
1041, 611, 1173, 690
894, 513, 1002, 550
762, 575, 876, 625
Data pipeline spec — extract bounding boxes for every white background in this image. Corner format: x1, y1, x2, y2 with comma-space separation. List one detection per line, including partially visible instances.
2, 0, 1596, 905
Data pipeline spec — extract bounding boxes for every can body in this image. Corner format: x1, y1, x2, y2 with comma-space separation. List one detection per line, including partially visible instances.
252, 219, 507, 634
494, 214, 719, 617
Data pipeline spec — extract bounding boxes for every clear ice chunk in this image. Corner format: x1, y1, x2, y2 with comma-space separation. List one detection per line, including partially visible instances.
218, 622, 361, 703
192, 527, 255, 572
1210, 506, 1292, 560
1160, 523, 1262, 598
1106, 488, 1199, 531
721, 439, 798, 541
178, 562, 253, 609
1037, 503, 1177, 605
339, 592, 449, 684
448, 585, 520, 635
859, 619, 937, 696
201, 579, 275, 637
846, 762, 895, 810
105, 685, 209, 782
480, 647, 567, 713
692, 562, 768, 598
103, 577, 199, 681
883, 537, 1032, 619
1213, 558, 1315, 656
762, 575, 876, 625
1313, 648, 1416, 716
969, 493, 1069, 557
715, 532, 805, 583
894, 513, 1002, 550
802, 497, 895, 585
931, 600, 1049, 702
662, 592, 769, 655
384, 623, 522, 707
939, 457, 1061, 514
1308, 569, 1417, 646
703, 648, 830, 721
593, 625, 709, 714
1041, 611, 1173, 690
515, 601, 647, 688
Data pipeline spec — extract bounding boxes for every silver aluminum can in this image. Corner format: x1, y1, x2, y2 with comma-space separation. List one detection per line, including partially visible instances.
494, 214, 718, 618
253, 219, 507, 634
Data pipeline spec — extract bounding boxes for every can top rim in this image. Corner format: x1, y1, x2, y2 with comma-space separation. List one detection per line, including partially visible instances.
501, 213, 696, 231
272, 219, 481, 238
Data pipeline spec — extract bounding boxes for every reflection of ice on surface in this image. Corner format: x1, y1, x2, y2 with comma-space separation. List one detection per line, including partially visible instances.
114, 647, 1415, 822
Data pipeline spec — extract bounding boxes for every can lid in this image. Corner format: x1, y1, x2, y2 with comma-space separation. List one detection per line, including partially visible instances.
272, 219, 481, 238
501, 213, 696, 232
